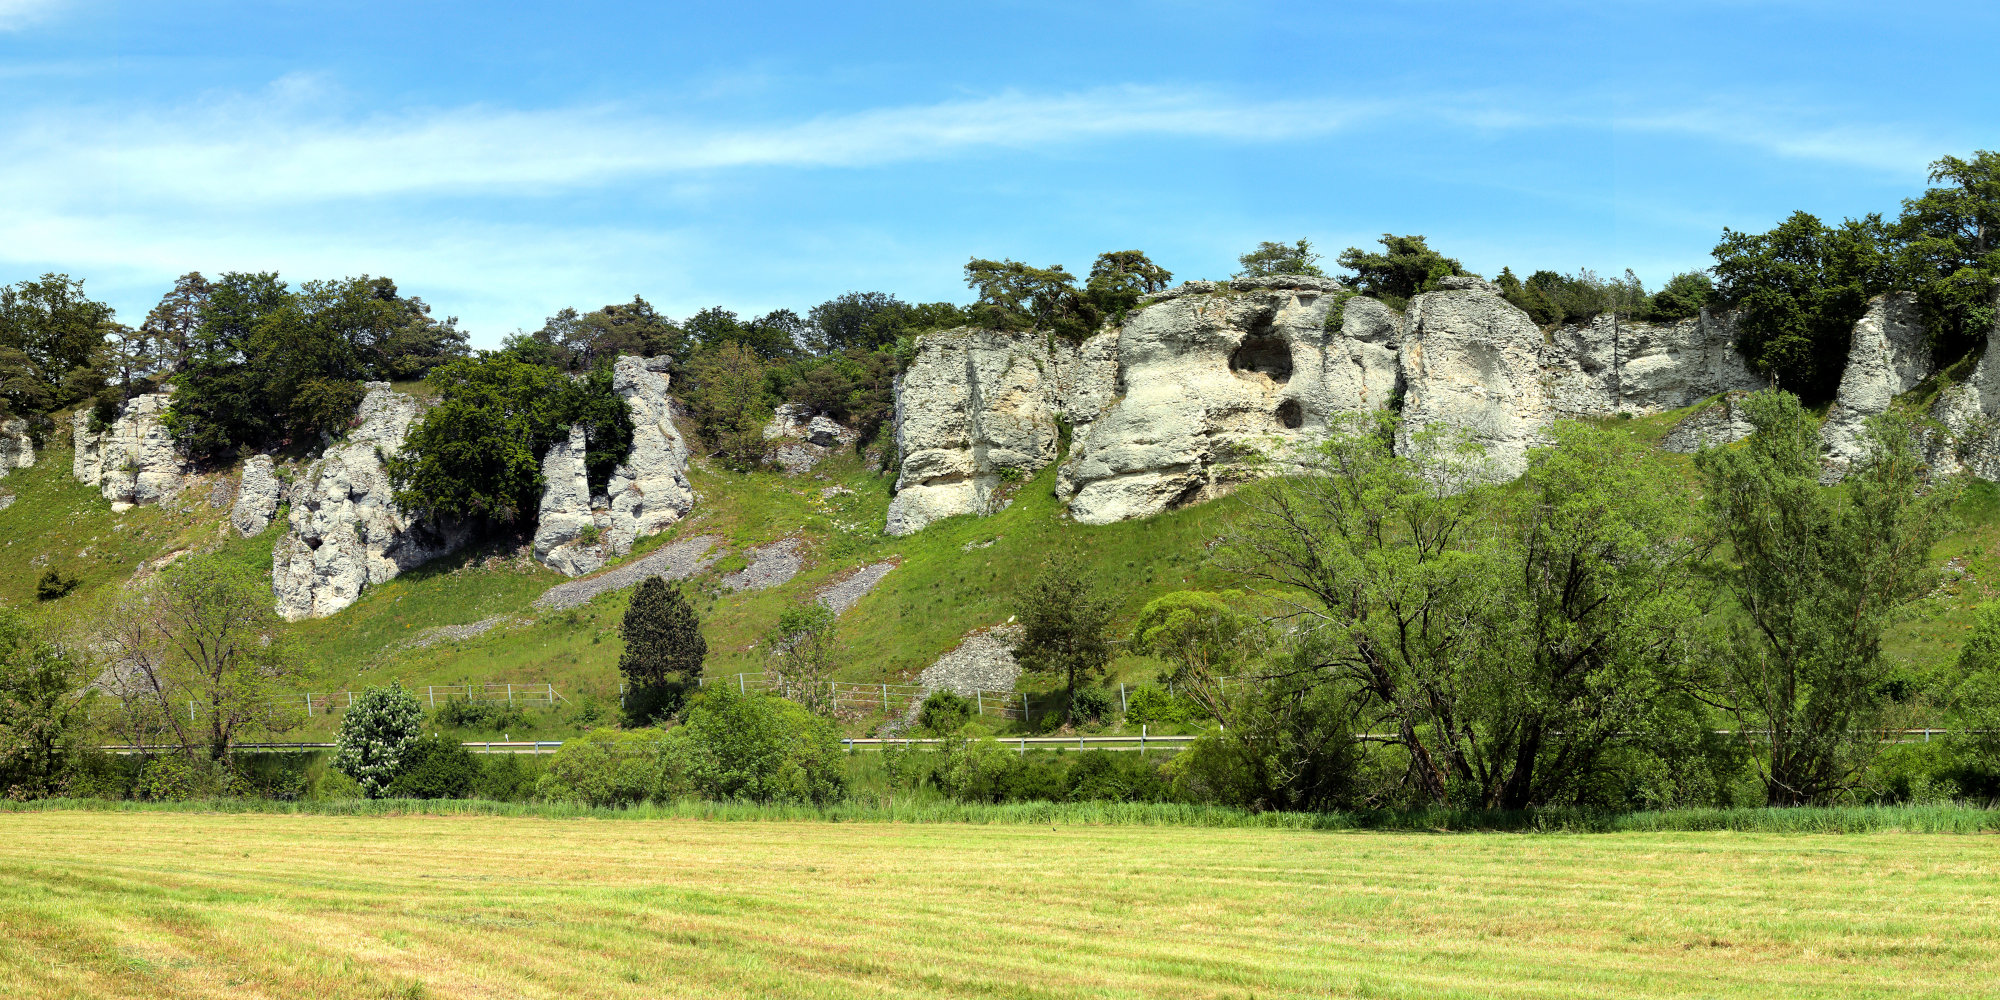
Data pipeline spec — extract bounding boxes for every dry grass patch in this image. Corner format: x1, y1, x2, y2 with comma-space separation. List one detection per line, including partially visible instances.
0, 812, 1996, 998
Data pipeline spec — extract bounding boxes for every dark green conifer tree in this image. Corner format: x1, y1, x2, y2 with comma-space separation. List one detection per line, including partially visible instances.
619, 576, 706, 725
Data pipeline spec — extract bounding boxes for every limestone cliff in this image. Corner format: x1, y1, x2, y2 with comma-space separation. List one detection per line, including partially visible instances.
1542, 310, 1765, 416
1395, 279, 1555, 480
530, 355, 695, 576
0, 418, 33, 472
272, 383, 469, 620
230, 454, 285, 537
886, 328, 1076, 536
1056, 276, 1398, 524
1819, 292, 1931, 480
71, 390, 190, 510
531, 426, 610, 577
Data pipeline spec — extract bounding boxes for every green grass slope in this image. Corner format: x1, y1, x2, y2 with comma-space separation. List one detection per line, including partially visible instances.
8, 393, 2000, 741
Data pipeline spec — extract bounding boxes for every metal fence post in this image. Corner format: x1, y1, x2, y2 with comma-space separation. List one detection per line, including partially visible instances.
428, 685, 435, 709
507, 683, 513, 705
1120, 683, 1127, 714
881, 683, 888, 713
976, 692, 983, 716
1020, 692, 1028, 724
739, 674, 746, 694
302, 694, 309, 718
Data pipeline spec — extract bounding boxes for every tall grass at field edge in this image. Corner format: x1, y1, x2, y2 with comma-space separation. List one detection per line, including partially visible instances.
7, 798, 1997, 833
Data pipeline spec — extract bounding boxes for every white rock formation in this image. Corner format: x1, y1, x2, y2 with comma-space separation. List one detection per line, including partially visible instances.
602, 355, 695, 556
1056, 279, 1400, 525
761, 403, 855, 475
1927, 309, 2000, 480
71, 390, 190, 510
1543, 311, 1765, 416
230, 454, 284, 537
1395, 283, 1555, 480
1660, 391, 1759, 453
0, 418, 32, 472
271, 383, 468, 620
1819, 293, 1931, 480
887, 328, 1076, 536
532, 425, 611, 577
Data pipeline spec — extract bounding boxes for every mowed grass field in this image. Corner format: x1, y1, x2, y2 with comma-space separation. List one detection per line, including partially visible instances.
1, 813, 1996, 999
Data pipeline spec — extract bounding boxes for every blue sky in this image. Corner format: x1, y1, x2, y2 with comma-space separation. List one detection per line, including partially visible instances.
2, 1, 1994, 346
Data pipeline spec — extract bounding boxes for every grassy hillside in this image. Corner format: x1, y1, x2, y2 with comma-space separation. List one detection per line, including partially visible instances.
7, 393, 1998, 740
5, 810, 1996, 999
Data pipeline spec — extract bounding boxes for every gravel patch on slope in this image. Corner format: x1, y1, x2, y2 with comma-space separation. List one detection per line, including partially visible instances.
721, 537, 805, 592
918, 624, 1023, 696
816, 561, 896, 615
534, 534, 722, 610
407, 615, 518, 650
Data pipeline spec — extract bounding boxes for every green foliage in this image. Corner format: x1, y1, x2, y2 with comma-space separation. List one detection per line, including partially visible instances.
0, 609, 91, 798
535, 727, 686, 807
529, 296, 684, 372
334, 683, 425, 798
389, 347, 627, 524
1335, 235, 1462, 298
925, 738, 1169, 804
963, 258, 1100, 340
1237, 239, 1325, 279
806, 292, 966, 354
1893, 151, 2000, 363
429, 698, 529, 733
1711, 212, 1891, 405
682, 341, 773, 468
683, 306, 802, 361
1697, 391, 1959, 804
674, 691, 846, 804
915, 690, 974, 734
0, 273, 114, 420
136, 755, 223, 801
767, 600, 840, 715
772, 347, 899, 442
1167, 669, 1358, 812
383, 734, 481, 799
1501, 267, 1652, 326
1013, 549, 1115, 725
1649, 271, 1716, 321
1130, 590, 1260, 708
168, 273, 467, 458
619, 576, 705, 725
1121, 685, 1205, 726
34, 567, 80, 601
1084, 250, 1174, 317
1229, 414, 1711, 809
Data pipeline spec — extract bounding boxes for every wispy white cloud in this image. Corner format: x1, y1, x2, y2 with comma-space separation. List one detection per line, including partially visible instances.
0, 0, 66, 31
0, 86, 1371, 209
1614, 105, 1945, 176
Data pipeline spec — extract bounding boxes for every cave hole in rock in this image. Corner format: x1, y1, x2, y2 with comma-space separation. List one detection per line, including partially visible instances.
1275, 399, 1304, 429
1229, 335, 1293, 382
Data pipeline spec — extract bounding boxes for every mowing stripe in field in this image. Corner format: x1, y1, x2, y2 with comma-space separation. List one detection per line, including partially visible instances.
0, 812, 1995, 999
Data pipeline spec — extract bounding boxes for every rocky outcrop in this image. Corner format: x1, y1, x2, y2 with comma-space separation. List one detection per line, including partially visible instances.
603, 356, 694, 555
1820, 293, 1931, 480
71, 390, 190, 510
230, 454, 285, 537
0, 419, 32, 472
762, 403, 855, 475
531, 426, 610, 577
1395, 284, 1555, 480
272, 383, 469, 621
1543, 311, 1765, 416
1927, 314, 2000, 480
887, 328, 1076, 536
1661, 391, 1758, 453
1056, 278, 1400, 525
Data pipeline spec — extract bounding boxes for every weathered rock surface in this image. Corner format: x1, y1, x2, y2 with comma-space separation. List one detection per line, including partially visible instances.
1661, 391, 1759, 453
1820, 293, 1931, 480
534, 534, 721, 610
532, 425, 611, 577
0, 418, 33, 472
1395, 285, 1554, 480
71, 390, 190, 510
1927, 313, 2000, 480
603, 356, 695, 553
721, 537, 805, 592
1543, 311, 1766, 417
918, 624, 1024, 697
230, 454, 284, 537
1057, 280, 1400, 525
272, 383, 469, 621
761, 403, 854, 475
817, 561, 895, 615
887, 328, 1076, 535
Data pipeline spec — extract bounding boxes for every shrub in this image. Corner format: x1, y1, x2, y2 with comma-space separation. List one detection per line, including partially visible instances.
535, 727, 686, 807
34, 568, 80, 601
1065, 749, 1169, 802
430, 697, 530, 733
385, 734, 481, 799
620, 575, 705, 726
676, 691, 846, 804
1070, 687, 1113, 724
916, 691, 974, 734
1237, 239, 1325, 278
1335, 235, 1461, 298
137, 755, 223, 801
334, 682, 425, 798
1123, 685, 1205, 726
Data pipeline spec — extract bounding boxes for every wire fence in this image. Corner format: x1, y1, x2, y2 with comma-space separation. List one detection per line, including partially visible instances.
163, 683, 571, 722
688, 672, 1230, 725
